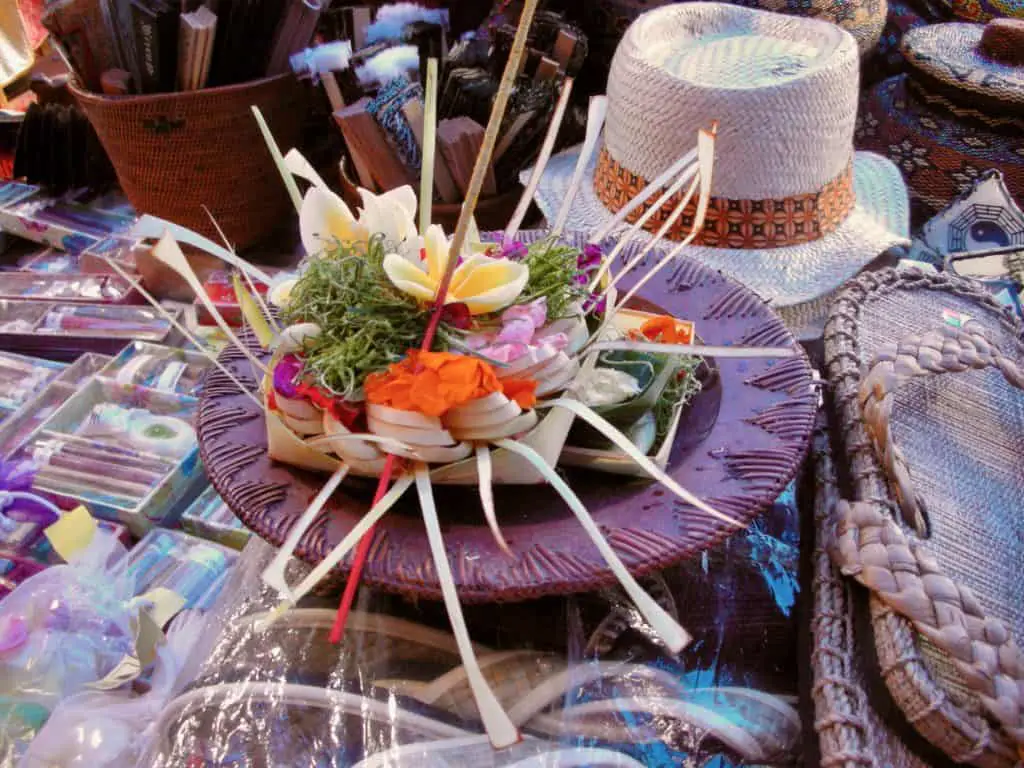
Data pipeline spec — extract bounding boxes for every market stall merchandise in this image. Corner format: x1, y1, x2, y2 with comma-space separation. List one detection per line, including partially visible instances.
0, 1, 1021, 766
858, 19, 1024, 225
526, 3, 911, 341
820, 267, 1024, 765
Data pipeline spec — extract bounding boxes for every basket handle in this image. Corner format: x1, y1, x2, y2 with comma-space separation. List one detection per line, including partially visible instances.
858, 320, 1024, 535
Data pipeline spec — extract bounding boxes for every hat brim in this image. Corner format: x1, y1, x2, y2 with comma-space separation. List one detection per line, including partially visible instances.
525, 148, 910, 307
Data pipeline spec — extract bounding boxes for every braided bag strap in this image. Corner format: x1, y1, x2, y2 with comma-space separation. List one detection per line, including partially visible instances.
830, 321, 1024, 748
858, 321, 1024, 534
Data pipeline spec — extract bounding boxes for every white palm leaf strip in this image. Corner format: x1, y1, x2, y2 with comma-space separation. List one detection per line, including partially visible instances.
591, 340, 796, 359
261, 464, 350, 604
97, 253, 267, 412
413, 463, 520, 748
252, 106, 303, 214
419, 58, 439, 234
611, 126, 717, 314
305, 431, 412, 455
152, 232, 268, 373
539, 399, 743, 530
553, 698, 766, 761
505, 77, 575, 242
131, 214, 274, 285
283, 147, 333, 189
588, 156, 698, 291
268, 473, 415, 610
202, 204, 282, 335
506, 749, 647, 768
551, 95, 608, 238
476, 444, 513, 555
590, 145, 698, 245
495, 438, 691, 652
597, 166, 699, 298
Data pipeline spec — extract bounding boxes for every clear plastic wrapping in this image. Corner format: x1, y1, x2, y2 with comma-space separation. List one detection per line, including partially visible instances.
142, 481, 803, 767
0, 530, 133, 764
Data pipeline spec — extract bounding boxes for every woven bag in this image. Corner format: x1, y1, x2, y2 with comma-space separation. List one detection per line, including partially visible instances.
71, 74, 306, 249
817, 268, 1024, 767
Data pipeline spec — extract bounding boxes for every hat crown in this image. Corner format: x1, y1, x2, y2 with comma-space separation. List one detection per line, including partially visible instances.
605, 3, 860, 199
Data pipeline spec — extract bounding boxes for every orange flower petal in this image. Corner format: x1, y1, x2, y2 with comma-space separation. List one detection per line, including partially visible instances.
363, 351, 505, 416
501, 378, 537, 410
636, 315, 693, 344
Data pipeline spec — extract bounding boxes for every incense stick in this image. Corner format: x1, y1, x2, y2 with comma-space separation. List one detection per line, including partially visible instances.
434, 0, 540, 307
505, 77, 574, 242
328, 0, 541, 654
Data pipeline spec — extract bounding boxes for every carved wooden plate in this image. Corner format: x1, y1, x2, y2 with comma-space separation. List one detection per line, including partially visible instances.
197, 234, 817, 601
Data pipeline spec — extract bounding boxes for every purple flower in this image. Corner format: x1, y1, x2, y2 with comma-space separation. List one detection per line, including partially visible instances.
498, 238, 528, 261
583, 293, 607, 315
578, 243, 603, 271
0, 459, 56, 525
272, 354, 305, 399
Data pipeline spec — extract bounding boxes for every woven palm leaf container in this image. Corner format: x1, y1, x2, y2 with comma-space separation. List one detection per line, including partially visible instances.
817, 267, 1024, 767
71, 74, 306, 249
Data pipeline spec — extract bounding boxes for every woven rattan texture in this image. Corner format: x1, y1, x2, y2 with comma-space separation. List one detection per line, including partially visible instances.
811, 414, 933, 768
824, 268, 1023, 765
603, 3, 859, 198
71, 75, 305, 249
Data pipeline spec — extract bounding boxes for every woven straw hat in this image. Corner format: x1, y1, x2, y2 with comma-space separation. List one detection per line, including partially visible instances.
528, 3, 910, 311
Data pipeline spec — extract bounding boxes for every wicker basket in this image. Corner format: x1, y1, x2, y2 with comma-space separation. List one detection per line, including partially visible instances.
818, 268, 1024, 767
71, 74, 306, 249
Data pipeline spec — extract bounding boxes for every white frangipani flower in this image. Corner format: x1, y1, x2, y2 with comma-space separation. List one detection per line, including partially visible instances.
382, 224, 529, 315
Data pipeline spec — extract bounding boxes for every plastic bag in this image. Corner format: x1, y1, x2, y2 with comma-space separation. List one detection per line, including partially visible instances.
142, 527, 803, 768
17, 609, 207, 767
0, 526, 136, 764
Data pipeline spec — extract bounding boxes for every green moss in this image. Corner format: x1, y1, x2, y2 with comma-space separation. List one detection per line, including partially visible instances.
282, 237, 433, 398
519, 237, 587, 319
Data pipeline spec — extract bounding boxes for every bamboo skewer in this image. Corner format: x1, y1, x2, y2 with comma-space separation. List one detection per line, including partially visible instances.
436, 0, 541, 302
504, 77, 574, 242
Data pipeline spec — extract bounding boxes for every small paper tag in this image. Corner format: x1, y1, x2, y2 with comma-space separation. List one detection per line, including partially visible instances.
43, 505, 97, 563
85, 653, 142, 691
132, 587, 187, 629
942, 309, 972, 328
130, 587, 187, 668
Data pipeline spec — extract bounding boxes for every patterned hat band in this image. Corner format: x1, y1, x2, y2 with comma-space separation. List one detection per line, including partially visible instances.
594, 147, 857, 248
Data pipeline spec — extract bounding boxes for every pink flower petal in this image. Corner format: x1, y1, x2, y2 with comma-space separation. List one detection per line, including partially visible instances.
535, 332, 569, 351
496, 317, 536, 345
501, 297, 548, 329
